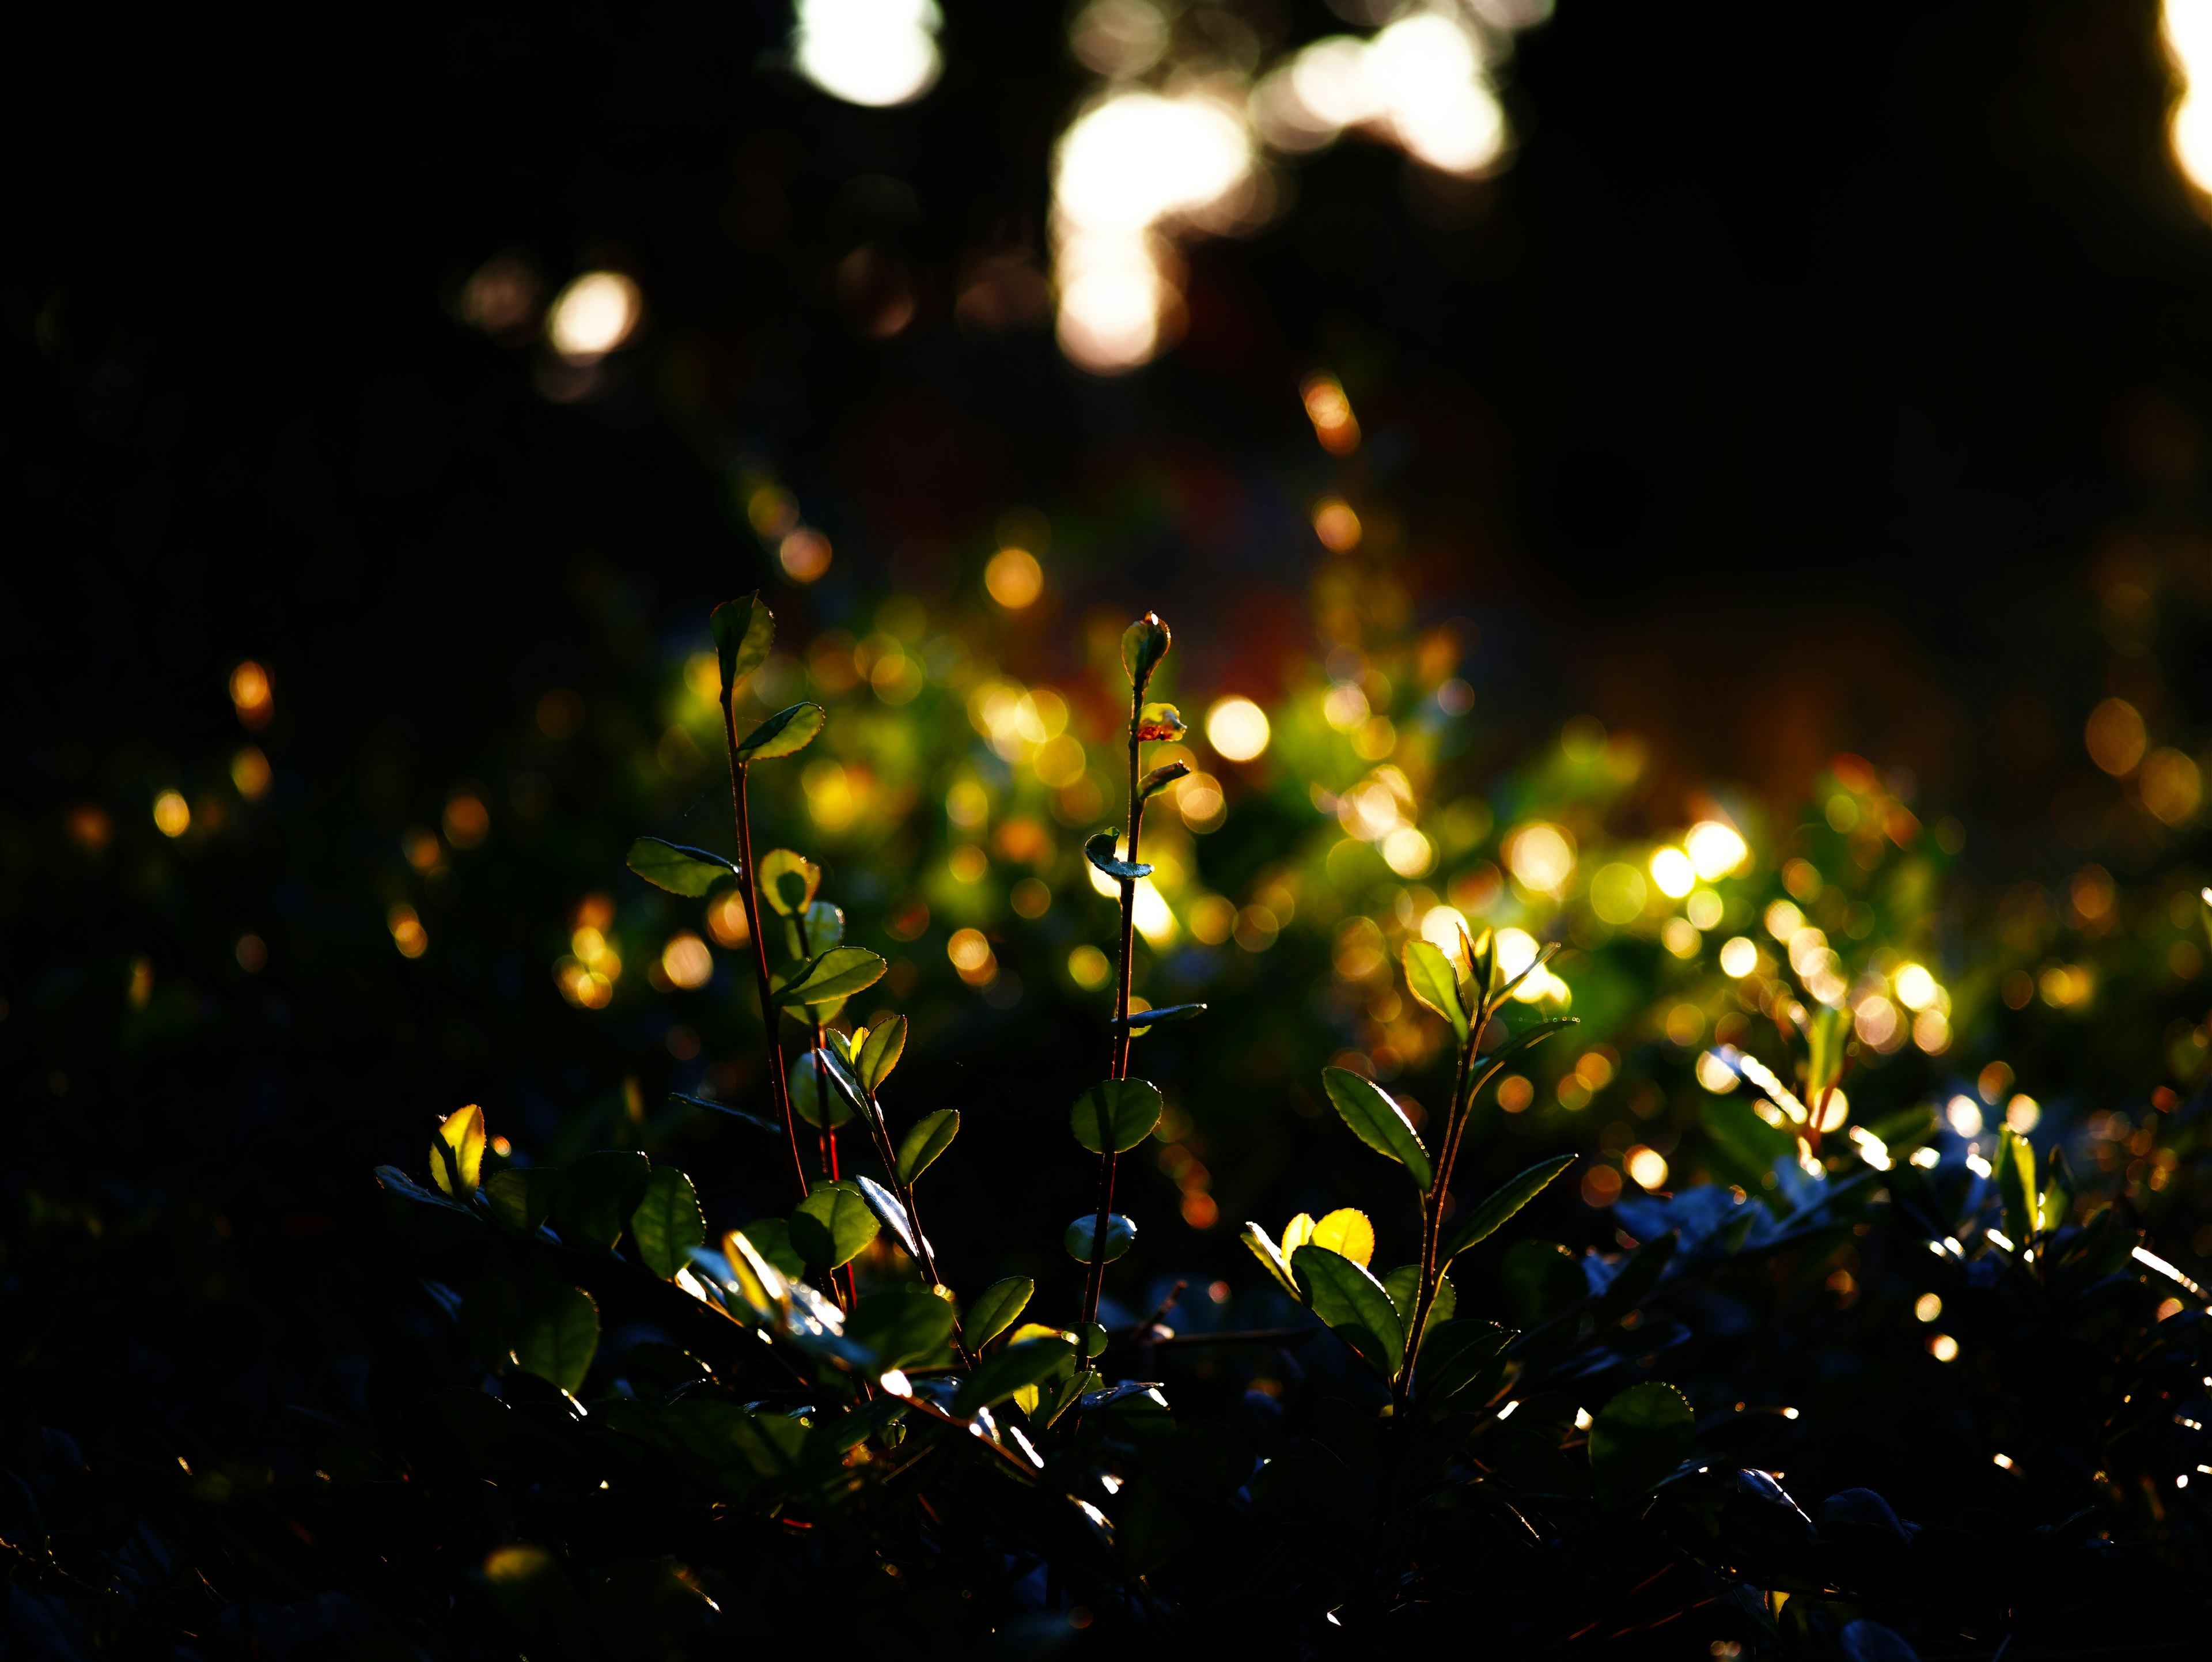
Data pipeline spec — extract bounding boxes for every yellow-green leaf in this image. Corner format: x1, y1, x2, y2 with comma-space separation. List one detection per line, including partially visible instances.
1403, 940, 1469, 1043
1309, 1207, 1374, 1268
431, 1105, 486, 1200
736, 702, 825, 762
756, 849, 820, 917
1320, 1068, 1432, 1190
710, 593, 774, 699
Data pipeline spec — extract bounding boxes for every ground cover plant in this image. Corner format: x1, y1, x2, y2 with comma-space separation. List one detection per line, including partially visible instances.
10, 571, 2212, 1660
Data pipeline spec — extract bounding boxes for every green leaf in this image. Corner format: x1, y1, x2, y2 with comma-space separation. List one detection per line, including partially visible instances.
1070, 1078, 1164, 1155
1414, 1320, 1511, 1415
858, 1015, 908, 1092
1471, 1018, 1578, 1093
896, 1109, 960, 1183
756, 849, 821, 918
2039, 1144, 2074, 1235
774, 947, 887, 1008
1402, 941, 1468, 1043
854, 1175, 921, 1258
1240, 1222, 1299, 1296
512, 1283, 600, 1395
625, 836, 736, 898
1380, 1265, 1456, 1338
1993, 1128, 2037, 1247
552, 1152, 652, 1252
1320, 1067, 1433, 1191
736, 702, 825, 762
789, 1181, 880, 1270
710, 592, 775, 699
1588, 1381, 1695, 1509
483, 1543, 588, 1636
1120, 612, 1172, 693
1440, 1154, 1575, 1266
1064, 1212, 1137, 1263
431, 1105, 486, 1200
1083, 830, 1153, 881
1490, 938, 1558, 1004
734, 1218, 806, 1283
631, 1167, 706, 1280
1294, 1244, 1406, 1380
485, 1168, 559, 1233
668, 1091, 782, 1136
789, 1051, 857, 1129
1805, 1003, 1850, 1101
1138, 761, 1191, 801
783, 900, 844, 960
955, 1336, 1078, 1415
964, 1278, 1035, 1349
1500, 1240, 1585, 1326
846, 1286, 958, 1372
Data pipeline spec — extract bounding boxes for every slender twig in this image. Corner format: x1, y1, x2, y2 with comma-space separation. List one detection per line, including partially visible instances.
1080, 675, 1146, 1340
854, 1078, 976, 1370
720, 718, 809, 1208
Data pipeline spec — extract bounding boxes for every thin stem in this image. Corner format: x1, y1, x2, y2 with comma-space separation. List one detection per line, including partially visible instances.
721, 727, 809, 1209
1079, 682, 1146, 1341
855, 1084, 976, 1369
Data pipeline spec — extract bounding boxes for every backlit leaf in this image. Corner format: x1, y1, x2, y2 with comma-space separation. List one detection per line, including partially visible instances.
858, 1015, 907, 1091
854, 1174, 919, 1258
955, 1336, 1077, 1415
1120, 612, 1172, 692
1381, 1264, 1456, 1335
789, 1181, 880, 1270
512, 1283, 599, 1395
733, 1218, 806, 1284
1135, 701, 1186, 742
1403, 941, 1469, 1043
1471, 1018, 1578, 1093
631, 1167, 706, 1280
431, 1105, 486, 1200
1320, 1068, 1433, 1191
965, 1278, 1035, 1349
756, 848, 820, 917
1441, 1154, 1576, 1266
1240, 1222, 1298, 1296
736, 702, 825, 762
1589, 1381, 1695, 1508
1064, 1212, 1137, 1263
1070, 1078, 1164, 1155
625, 836, 737, 898
781, 900, 843, 959
846, 1286, 957, 1372
710, 592, 774, 699
1310, 1207, 1374, 1267
789, 1051, 857, 1129
1294, 1244, 1407, 1380
896, 1109, 959, 1183
774, 947, 887, 1008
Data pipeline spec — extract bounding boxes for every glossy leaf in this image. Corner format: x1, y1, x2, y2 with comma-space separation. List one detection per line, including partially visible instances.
964, 1277, 1035, 1349
896, 1109, 959, 1183
790, 1181, 880, 1270
955, 1336, 1078, 1415
1310, 1207, 1374, 1268
668, 1091, 781, 1137
858, 1015, 907, 1092
631, 1167, 706, 1280
1083, 831, 1153, 881
1240, 1222, 1299, 1296
625, 836, 736, 898
485, 1168, 559, 1233
854, 1174, 919, 1258
1294, 1244, 1406, 1380
756, 849, 820, 918
1441, 1154, 1576, 1266
552, 1152, 652, 1252
774, 947, 887, 1008
431, 1105, 486, 1200
1070, 1078, 1164, 1155
512, 1284, 599, 1395
1320, 1068, 1433, 1190
710, 592, 774, 699
846, 1286, 957, 1373
1402, 941, 1469, 1043
1121, 611, 1172, 690
1589, 1381, 1695, 1508
1113, 1002, 1206, 1030
1138, 761, 1191, 801
1064, 1212, 1137, 1263
735, 702, 826, 763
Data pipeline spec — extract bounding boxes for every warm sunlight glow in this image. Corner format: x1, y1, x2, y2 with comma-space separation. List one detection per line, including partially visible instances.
984, 547, 1044, 609
1206, 696, 1271, 762
547, 272, 642, 364
795, 0, 943, 107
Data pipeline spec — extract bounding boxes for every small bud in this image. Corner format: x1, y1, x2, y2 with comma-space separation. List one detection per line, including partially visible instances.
1135, 702, 1187, 743
1121, 612, 1172, 694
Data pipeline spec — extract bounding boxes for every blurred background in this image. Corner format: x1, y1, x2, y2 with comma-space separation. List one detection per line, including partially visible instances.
12, 0, 2212, 1562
